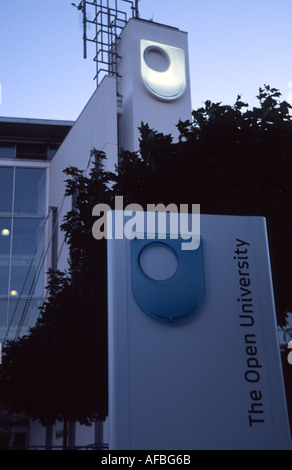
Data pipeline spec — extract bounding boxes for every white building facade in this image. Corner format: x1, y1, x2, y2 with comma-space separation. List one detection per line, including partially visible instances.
0, 16, 193, 449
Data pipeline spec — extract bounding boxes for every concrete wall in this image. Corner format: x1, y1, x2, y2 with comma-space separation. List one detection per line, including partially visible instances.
48, 75, 118, 272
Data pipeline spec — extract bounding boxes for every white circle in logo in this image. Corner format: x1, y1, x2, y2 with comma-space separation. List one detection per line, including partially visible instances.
144, 46, 170, 72
139, 243, 178, 281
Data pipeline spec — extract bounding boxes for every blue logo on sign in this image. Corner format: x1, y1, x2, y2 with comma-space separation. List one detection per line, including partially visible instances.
131, 237, 205, 325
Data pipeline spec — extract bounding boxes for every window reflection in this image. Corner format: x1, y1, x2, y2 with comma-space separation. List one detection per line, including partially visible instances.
0, 300, 8, 328
0, 166, 46, 334
11, 219, 44, 297
0, 168, 13, 216
14, 168, 46, 217
12, 218, 44, 257
0, 145, 15, 159
0, 218, 12, 297
8, 299, 42, 327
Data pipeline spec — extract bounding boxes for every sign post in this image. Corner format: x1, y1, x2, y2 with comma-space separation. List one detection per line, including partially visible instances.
107, 212, 291, 450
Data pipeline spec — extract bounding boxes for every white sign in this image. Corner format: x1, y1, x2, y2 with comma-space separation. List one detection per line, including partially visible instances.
107, 213, 291, 450
140, 39, 186, 101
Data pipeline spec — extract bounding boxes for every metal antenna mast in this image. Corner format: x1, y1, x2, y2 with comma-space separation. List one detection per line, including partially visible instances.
72, 0, 140, 86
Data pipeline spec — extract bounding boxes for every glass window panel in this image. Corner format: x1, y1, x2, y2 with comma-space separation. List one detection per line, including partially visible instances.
14, 168, 46, 217
0, 299, 8, 330
0, 266, 9, 297
9, 298, 42, 328
48, 146, 58, 160
0, 167, 14, 216
0, 144, 15, 159
0, 218, 12, 297
11, 219, 44, 297
7, 298, 23, 327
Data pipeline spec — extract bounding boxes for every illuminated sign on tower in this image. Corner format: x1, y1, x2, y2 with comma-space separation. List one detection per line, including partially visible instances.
140, 39, 187, 101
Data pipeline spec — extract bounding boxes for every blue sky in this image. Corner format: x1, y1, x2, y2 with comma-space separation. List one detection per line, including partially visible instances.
1, 0, 292, 120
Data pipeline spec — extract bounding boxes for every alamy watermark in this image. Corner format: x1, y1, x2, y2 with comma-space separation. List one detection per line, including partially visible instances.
92, 197, 200, 250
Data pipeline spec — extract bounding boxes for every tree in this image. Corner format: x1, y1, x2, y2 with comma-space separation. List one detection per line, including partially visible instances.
0, 85, 291, 441
115, 85, 292, 327
0, 151, 111, 448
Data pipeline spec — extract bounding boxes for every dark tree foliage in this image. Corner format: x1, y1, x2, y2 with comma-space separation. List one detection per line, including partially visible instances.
115, 85, 292, 328
0, 151, 111, 434
0, 86, 291, 436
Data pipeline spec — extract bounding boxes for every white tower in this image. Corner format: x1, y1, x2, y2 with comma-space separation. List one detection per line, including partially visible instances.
117, 18, 192, 151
